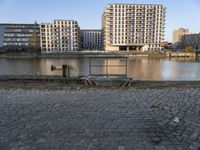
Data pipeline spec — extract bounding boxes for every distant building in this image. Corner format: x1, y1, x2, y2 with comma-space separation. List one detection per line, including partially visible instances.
0, 23, 40, 52
181, 33, 200, 51
81, 30, 102, 50
161, 41, 172, 49
102, 4, 166, 51
0, 26, 4, 52
40, 20, 80, 53
172, 28, 189, 45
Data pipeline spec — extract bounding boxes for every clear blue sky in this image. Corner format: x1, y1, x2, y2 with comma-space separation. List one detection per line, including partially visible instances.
0, 0, 200, 42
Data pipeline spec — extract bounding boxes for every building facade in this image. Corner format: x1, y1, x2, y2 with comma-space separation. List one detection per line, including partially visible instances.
172, 28, 189, 45
0, 23, 40, 52
0, 25, 4, 51
40, 20, 80, 53
102, 4, 166, 51
181, 33, 200, 50
81, 30, 102, 50
161, 41, 172, 50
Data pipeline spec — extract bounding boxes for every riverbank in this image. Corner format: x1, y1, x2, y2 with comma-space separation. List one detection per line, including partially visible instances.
1, 75, 200, 89
0, 51, 198, 59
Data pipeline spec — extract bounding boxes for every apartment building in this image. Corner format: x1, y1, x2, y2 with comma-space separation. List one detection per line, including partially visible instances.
40, 20, 80, 53
172, 28, 189, 44
0, 23, 40, 52
102, 4, 166, 51
181, 33, 200, 50
81, 30, 102, 50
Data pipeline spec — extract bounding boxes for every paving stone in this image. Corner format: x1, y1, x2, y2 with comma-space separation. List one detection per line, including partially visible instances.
190, 132, 199, 140
0, 87, 200, 149
154, 145, 167, 150
118, 145, 126, 150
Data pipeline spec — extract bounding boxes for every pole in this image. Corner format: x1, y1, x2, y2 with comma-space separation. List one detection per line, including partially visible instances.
34, 21, 37, 53
126, 58, 128, 76
89, 58, 91, 75
106, 58, 108, 76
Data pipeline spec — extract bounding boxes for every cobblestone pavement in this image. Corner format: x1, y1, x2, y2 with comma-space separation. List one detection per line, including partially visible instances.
0, 88, 200, 150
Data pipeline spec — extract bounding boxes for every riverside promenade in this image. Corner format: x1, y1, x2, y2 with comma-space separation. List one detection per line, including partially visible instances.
0, 80, 200, 150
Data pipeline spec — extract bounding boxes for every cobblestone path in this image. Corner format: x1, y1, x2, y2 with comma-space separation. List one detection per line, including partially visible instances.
0, 88, 200, 150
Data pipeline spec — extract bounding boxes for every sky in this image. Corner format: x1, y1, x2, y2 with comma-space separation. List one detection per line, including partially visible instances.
0, 0, 200, 42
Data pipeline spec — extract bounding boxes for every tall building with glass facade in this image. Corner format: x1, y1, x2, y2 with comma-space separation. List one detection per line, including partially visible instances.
0, 23, 40, 52
81, 30, 102, 50
102, 4, 166, 51
40, 20, 80, 53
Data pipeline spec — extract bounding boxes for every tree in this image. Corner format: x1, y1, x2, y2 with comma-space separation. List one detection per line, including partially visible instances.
28, 32, 40, 53
185, 45, 194, 53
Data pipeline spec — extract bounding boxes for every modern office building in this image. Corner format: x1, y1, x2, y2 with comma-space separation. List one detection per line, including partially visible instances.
181, 33, 200, 50
81, 30, 102, 50
0, 26, 4, 52
172, 28, 189, 45
102, 4, 166, 51
0, 23, 40, 52
40, 20, 80, 53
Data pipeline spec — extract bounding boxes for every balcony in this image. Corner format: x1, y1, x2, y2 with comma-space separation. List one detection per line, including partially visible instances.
147, 9, 154, 13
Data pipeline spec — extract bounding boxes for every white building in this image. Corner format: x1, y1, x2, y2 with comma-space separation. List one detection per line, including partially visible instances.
81, 30, 102, 50
102, 4, 166, 51
40, 20, 80, 53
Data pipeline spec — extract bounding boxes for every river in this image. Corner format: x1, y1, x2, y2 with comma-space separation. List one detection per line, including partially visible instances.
0, 57, 200, 80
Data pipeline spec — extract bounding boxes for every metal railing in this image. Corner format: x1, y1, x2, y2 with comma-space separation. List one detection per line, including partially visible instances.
89, 57, 128, 76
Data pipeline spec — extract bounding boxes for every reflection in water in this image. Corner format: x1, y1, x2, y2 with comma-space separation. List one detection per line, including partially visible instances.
1, 57, 200, 80
89, 58, 127, 75
128, 58, 163, 80
89, 58, 106, 75
162, 59, 200, 80
108, 59, 127, 75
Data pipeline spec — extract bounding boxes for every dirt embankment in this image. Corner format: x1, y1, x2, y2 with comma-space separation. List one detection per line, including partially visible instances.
0, 78, 200, 90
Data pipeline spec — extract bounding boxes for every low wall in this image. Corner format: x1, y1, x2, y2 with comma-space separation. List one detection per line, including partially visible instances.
166, 52, 196, 58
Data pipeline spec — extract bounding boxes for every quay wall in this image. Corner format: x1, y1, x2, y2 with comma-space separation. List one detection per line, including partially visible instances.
0, 52, 198, 58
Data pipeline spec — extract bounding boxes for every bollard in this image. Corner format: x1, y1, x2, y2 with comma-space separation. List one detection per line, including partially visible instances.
169, 53, 171, 58
51, 65, 71, 78
62, 65, 69, 77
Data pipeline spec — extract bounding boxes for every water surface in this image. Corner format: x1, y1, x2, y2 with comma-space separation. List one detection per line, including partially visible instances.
0, 57, 200, 80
